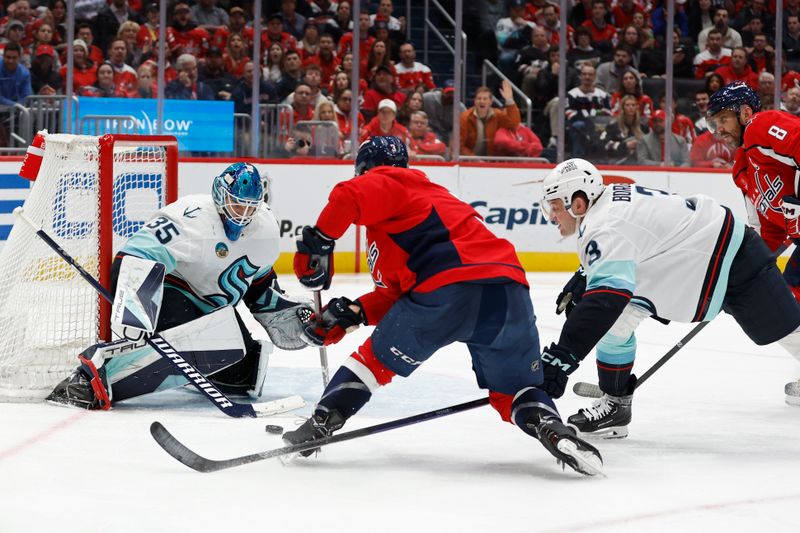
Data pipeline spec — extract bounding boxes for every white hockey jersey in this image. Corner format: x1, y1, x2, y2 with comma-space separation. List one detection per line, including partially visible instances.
120, 194, 281, 312
578, 184, 745, 322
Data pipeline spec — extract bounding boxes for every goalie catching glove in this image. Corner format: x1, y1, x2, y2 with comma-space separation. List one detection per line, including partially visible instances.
300, 296, 366, 347
250, 281, 314, 351
294, 226, 335, 290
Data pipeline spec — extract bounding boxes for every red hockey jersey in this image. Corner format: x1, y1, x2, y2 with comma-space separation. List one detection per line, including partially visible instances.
732, 110, 800, 250
315, 167, 529, 323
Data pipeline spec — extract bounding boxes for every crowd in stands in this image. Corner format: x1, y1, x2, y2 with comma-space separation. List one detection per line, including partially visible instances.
0, 0, 798, 164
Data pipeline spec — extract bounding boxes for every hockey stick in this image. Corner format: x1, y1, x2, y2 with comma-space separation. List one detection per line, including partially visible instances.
573, 241, 793, 399
150, 397, 490, 472
13, 207, 304, 418
313, 290, 330, 386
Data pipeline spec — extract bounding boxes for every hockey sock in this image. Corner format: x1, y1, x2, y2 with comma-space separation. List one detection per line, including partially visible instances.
315, 365, 373, 420
597, 360, 634, 397
510, 387, 561, 438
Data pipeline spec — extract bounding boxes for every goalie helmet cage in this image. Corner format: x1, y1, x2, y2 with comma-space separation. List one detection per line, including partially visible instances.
0, 134, 178, 400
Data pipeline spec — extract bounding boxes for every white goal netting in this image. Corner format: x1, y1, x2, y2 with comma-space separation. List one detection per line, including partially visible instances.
0, 134, 176, 399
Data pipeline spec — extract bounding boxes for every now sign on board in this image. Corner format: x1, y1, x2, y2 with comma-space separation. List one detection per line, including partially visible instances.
73, 98, 234, 152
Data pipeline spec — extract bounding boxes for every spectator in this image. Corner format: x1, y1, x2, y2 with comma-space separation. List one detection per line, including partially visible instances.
740, 15, 767, 48
136, 62, 155, 98
690, 130, 733, 168
313, 97, 337, 123
537, 3, 571, 49
612, 0, 645, 29
515, 26, 550, 88
748, 33, 775, 74
569, 0, 593, 28
580, 0, 617, 58
698, 6, 742, 51
191, 0, 229, 36
60, 39, 96, 91
79, 62, 127, 97
565, 64, 610, 158
782, 62, 800, 92
651, 0, 689, 41
338, 11, 373, 59
200, 46, 235, 100
692, 89, 711, 134
138, 3, 161, 51
693, 28, 731, 79
47, 0, 68, 48
362, 64, 406, 120
0, 43, 31, 104
495, 0, 536, 77
716, 47, 759, 90
567, 26, 602, 69
288, 82, 315, 122
610, 69, 653, 119
525, 45, 577, 112
785, 15, 800, 62
688, 0, 715, 39
281, 0, 307, 39
732, 0, 773, 35
29, 44, 60, 95
311, 98, 341, 156
359, 98, 410, 143
332, 1, 354, 39
787, 0, 800, 33
332, 52, 368, 96
658, 92, 696, 147
107, 39, 137, 98
783, 86, 800, 116
408, 110, 447, 158
77, 24, 104, 66
165, 53, 214, 100
118, 21, 145, 68
631, 11, 655, 48
636, 110, 689, 167
2, 21, 28, 66
304, 32, 337, 87
370, 0, 405, 34
264, 42, 284, 83
297, 19, 321, 61
223, 33, 249, 79
333, 88, 364, 144
396, 90, 423, 128
460, 80, 520, 157
231, 60, 278, 114
329, 70, 350, 99
29, 22, 56, 65
285, 64, 326, 107
93, 0, 137, 56
595, 45, 640, 94
262, 13, 298, 53
600, 94, 647, 165
619, 25, 644, 70
167, 2, 211, 59
275, 49, 303, 100
395, 42, 434, 93
704, 72, 725, 95
212, 6, 253, 51
279, 127, 314, 158
758, 71, 776, 110
363, 39, 393, 82
422, 80, 466, 145
494, 123, 543, 158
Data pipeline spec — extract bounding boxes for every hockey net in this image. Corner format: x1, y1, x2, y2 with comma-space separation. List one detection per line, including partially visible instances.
0, 134, 178, 400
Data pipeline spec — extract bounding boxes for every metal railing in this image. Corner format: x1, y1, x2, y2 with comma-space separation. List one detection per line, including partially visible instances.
6, 103, 30, 148
481, 60, 533, 129
294, 120, 342, 158
459, 156, 550, 163
79, 115, 138, 135
423, 0, 467, 96
260, 103, 294, 157
233, 113, 252, 157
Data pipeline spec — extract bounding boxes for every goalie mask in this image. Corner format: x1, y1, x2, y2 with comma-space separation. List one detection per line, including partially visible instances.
541, 158, 605, 218
212, 163, 263, 241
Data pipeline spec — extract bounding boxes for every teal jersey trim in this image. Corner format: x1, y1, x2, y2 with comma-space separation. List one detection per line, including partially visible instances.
153, 374, 190, 392
253, 265, 274, 282
702, 217, 745, 321
596, 330, 637, 365
121, 231, 177, 273
104, 344, 155, 381
586, 259, 637, 293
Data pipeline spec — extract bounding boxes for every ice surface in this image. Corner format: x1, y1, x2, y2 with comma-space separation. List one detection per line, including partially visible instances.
2, 273, 800, 533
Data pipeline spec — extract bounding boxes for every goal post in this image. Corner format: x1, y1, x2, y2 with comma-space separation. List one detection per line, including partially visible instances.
0, 133, 178, 399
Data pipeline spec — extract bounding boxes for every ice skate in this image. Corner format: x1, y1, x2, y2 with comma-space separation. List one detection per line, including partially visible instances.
568, 393, 632, 439
280, 409, 345, 463
534, 418, 604, 476
46, 369, 103, 410
785, 380, 800, 406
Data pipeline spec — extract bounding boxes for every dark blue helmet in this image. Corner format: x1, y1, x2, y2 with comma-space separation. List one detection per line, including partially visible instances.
212, 162, 263, 241
354, 136, 409, 175
707, 82, 762, 123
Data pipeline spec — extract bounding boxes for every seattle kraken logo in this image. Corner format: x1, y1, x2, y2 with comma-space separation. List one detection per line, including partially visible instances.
206, 257, 259, 306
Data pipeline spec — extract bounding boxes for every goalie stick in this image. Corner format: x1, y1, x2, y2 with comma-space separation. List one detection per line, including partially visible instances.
14, 207, 304, 418
573, 241, 793, 399
150, 397, 490, 472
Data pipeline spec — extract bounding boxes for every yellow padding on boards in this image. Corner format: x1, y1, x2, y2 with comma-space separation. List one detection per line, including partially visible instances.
272, 253, 792, 274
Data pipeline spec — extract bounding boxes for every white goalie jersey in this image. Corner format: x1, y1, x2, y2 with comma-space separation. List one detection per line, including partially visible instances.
578, 184, 745, 323
120, 194, 281, 311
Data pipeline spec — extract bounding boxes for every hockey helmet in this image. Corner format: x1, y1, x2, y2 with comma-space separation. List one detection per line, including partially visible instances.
706, 81, 762, 133
212, 162, 263, 241
542, 158, 605, 218
354, 136, 408, 175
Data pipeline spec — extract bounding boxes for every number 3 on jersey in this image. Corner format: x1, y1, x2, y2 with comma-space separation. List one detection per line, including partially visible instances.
146, 216, 181, 244
585, 240, 601, 266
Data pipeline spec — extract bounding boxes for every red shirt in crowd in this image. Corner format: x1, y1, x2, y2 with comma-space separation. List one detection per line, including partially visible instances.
359, 116, 410, 144
166, 26, 210, 58
409, 131, 447, 157
362, 88, 406, 116
394, 62, 435, 91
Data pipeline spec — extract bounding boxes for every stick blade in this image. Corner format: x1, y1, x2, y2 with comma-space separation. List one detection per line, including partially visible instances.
252, 395, 306, 417
572, 382, 603, 398
150, 421, 222, 473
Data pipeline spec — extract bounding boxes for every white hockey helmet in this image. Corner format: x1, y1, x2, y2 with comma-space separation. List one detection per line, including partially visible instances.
542, 158, 605, 217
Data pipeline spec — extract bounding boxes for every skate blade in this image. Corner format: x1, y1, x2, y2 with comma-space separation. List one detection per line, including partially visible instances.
785, 394, 800, 407
556, 439, 605, 477
569, 423, 628, 440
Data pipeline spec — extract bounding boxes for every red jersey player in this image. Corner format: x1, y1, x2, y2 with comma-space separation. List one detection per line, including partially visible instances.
285, 136, 603, 476
709, 81, 800, 403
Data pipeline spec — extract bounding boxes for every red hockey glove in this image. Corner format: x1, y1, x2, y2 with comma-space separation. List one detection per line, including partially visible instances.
782, 196, 800, 239
300, 297, 365, 347
293, 226, 335, 290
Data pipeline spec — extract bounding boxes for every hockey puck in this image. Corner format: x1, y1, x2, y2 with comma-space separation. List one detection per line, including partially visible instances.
265, 424, 284, 434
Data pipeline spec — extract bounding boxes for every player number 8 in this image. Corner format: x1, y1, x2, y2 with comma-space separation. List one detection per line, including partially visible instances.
768, 125, 788, 140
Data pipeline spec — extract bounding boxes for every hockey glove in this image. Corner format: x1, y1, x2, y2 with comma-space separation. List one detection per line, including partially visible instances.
556, 266, 586, 316
540, 343, 581, 399
294, 226, 336, 290
782, 196, 800, 239
301, 297, 366, 347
